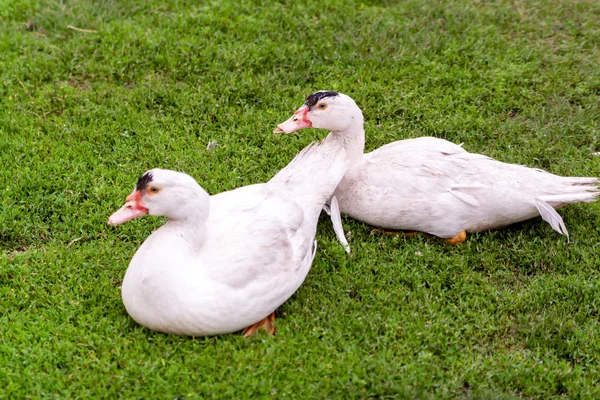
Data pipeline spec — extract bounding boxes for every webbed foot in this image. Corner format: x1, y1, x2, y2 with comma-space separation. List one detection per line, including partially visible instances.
445, 231, 467, 245
242, 312, 276, 337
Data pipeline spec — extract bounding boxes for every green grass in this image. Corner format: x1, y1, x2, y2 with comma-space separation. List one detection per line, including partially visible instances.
1, 0, 600, 397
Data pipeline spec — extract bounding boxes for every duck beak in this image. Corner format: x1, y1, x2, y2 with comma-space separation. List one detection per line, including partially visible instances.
108, 192, 148, 225
273, 106, 312, 133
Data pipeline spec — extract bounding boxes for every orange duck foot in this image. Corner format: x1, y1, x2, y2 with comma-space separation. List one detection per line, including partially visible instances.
242, 312, 276, 338
445, 231, 467, 245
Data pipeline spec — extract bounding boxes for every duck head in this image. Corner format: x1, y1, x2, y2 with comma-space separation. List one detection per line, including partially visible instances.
274, 91, 363, 134
108, 169, 210, 225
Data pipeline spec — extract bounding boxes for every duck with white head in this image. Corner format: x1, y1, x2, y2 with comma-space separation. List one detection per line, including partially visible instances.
109, 140, 348, 337
275, 91, 600, 245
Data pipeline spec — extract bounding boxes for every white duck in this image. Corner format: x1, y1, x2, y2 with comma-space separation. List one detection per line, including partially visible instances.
274, 91, 599, 244
108, 140, 348, 336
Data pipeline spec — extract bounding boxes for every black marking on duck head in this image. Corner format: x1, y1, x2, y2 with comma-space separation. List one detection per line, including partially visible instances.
304, 91, 339, 110
135, 172, 154, 192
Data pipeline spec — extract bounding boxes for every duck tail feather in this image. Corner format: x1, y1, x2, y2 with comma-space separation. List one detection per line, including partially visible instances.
567, 177, 600, 186
540, 191, 600, 206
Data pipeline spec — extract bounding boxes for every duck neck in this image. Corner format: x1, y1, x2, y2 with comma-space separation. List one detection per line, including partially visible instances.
326, 126, 365, 164
166, 219, 207, 251
164, 195, 209, 252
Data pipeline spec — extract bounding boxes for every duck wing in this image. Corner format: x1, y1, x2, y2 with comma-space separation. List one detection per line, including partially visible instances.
196, 184, 315, 325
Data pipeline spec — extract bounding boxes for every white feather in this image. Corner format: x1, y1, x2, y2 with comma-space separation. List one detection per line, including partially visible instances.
329, 195, 350, 253
534, 198, 569, 240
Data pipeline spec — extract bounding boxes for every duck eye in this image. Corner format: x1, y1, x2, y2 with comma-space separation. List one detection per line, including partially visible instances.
318, 103, 327, 109
148, 186, 160, 194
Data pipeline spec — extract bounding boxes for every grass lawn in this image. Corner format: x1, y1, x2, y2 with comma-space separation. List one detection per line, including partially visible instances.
2, 0, 600, 397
